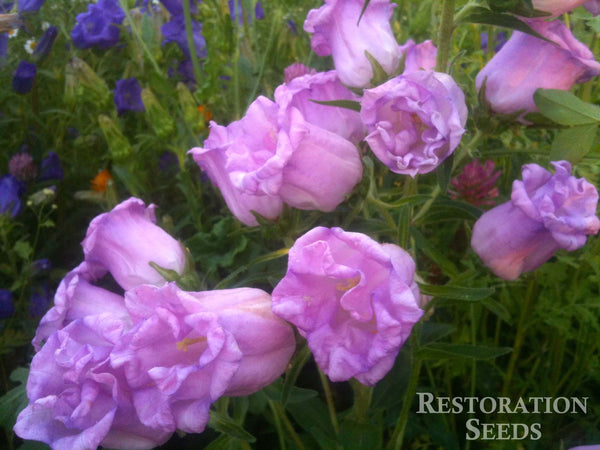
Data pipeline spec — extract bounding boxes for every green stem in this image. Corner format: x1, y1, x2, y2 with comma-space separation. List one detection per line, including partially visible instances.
435, 0, 457, 72
389, 325, 422, 450
118, 0, 162, 76
182, 0, 204, 88
270, 401, 306, 450
268, 400, 287, 450
318, 369, 340, 435
501, 278, 536, 397
350, 379, 373, 423
248, 9, 280, 104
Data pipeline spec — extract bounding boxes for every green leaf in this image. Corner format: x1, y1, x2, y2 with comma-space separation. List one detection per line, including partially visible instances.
280, 344, 311, 406
455, 6, 550, 40
418, 343, 513, 360
309, 99, 361, 112
417, 196, 482, 223
549, 124, 598, 164
410, 227, 460, 278
208, 411, 256, 443
13, 241, 33, 261
286, 397, 338, 449
339, 419, 382, 450
365, 50, 388, 86
436, 155, 453, 193
357, 0, 371, 25
419, 283, 495, 301
534, 89, 600, 125
481, 298, 513, 324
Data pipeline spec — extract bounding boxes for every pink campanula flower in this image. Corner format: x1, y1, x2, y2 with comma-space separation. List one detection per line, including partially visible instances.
82, 197, 187, 290
471, 161, 600, 280
14, 316, 173, 450
272, 227, 424, 386
189, 95, 363, 225
304, 0, 401, 87
532, 0, 589, 15
188, 96, 285, 226
584, 0, 600, 14
450, 159, 501, 206
476, 19, 600, 118
399, 39, 437, 73
116, 284, 296, 399
360, 70, 467, 177
274, 69, 366, 143
283, 63, 316, 83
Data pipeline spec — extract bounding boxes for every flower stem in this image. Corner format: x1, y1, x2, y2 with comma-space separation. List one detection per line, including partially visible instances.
182, 0, 204, 88
118, 0, 162, 76
435, 0, 457, 73
350, 379, 373, 423
501, 278, 536, 397
388, 324, 422, 450
318, 368, 340, 435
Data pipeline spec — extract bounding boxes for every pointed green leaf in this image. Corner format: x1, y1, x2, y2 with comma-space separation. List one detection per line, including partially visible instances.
419, 283, 495, 301
309, 99, 361, 112
418, 343, 513, 360
208, 411, 256, 443
534, 89, 600, 125
549, 124, 598, 164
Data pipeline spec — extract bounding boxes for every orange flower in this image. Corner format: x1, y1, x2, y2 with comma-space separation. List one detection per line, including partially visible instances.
91, 169, 112, 192
197, 105, 213, 122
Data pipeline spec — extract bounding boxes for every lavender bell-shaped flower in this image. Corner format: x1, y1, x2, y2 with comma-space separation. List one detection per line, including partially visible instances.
471, 161, 600, 280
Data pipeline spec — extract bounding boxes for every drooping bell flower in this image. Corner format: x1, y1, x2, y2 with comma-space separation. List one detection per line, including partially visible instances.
475, 19, 600, 118
32, 25, 57, 62
0, 289, 15, 319
12, 60, 36, 94
0, 174, 25, 217
81, 197, 187, 290
114, 78, 145, 115
39, 151, 64, 181
531, 0, 588, 15
272, 227, 424, 386
304, 0, 401, 87
17, 0, 45, 13
71, 0, 125, 50
471, 161, 600, 280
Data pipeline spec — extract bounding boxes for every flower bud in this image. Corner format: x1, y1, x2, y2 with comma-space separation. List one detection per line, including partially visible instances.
98, 114, 133, 161
176, 82, 205, 133
65, 57, 111, 106
142, 88, 175, 139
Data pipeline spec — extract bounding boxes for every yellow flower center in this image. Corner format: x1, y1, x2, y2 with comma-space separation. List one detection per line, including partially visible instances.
176, 336, 207, 352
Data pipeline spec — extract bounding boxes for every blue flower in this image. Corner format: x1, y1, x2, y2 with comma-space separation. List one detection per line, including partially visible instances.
12, 60, 37, 94
114, 77, 145, 115
0, 34, 8, 61
255, 2, 264, 20
39, 151, 64, 181
33, 25, 57, 62
18, 0, 45, 13
29, 283, 52, 317
0, 174, 25, 217
161, 15, 206, 59
159, 0, 201, 16
228, 0, 243, 25
0, 290, 15, 319
71, 0, 125, 50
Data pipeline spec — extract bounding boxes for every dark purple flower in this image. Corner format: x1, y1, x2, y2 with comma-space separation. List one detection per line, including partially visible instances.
0, 174, 25, 217
159, 0, 201, 16
9, 152, 37, 181
114, 78, 145, 115
17, 0, 44, 12
33, 25, 57, 62
39, 151, 64, 181
480, 31, 508, 53
161, 15, 206, 59
0, 1, 13, 13
30, 258, 52, 274
158, 150, 179, 172
228, 0, 243, 25
29, 283, 52, 317
450, 160, 501, 206
71, 0, 125, 50
0, 33, 8, 61
255, 2, 264, 19
0, 289, 15, 319
287, 19, 297, 34
12, 60, 37, 94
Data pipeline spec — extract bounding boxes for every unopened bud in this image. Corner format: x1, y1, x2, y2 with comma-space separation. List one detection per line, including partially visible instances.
98, 114, 132, 161
142, 88, 175, 139
176, 82, 205, 133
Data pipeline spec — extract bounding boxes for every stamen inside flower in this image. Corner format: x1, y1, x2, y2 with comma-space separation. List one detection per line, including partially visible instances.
336, 275, 360, 292
176, 336, 207, 352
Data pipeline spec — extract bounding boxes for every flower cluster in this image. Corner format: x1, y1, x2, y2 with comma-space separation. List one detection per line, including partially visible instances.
14, 198, 296, 449
71, 0, 125, 50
